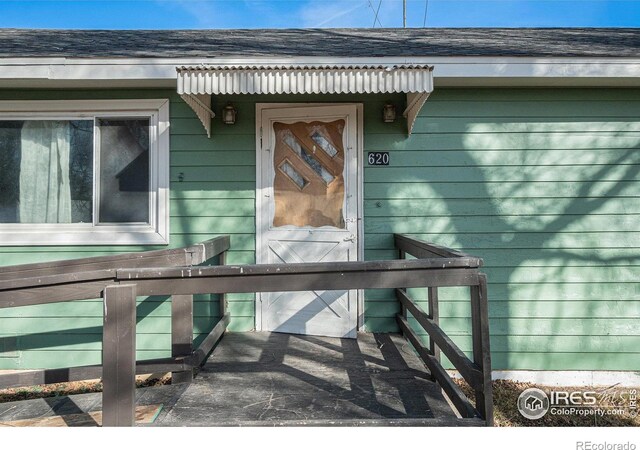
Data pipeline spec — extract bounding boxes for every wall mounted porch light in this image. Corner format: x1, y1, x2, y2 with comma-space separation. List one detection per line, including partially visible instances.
222, 103, 237, 124
383, 102, 396, 123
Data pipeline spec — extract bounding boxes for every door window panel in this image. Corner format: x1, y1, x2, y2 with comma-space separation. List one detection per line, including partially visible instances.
310, 129, 339, 157
282, 129, 335, 184
278, 159, 308, 190
272, 120, 346, 228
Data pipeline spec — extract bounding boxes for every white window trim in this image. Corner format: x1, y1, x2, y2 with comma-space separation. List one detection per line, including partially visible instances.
0, 99, 170, 246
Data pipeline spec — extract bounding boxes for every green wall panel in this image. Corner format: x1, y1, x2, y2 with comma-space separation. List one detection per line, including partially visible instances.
0, 88, 256, 370
0, 87, 638, 373
362, 88, 640, 372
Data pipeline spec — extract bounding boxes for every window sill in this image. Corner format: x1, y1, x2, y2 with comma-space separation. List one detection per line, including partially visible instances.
0, 226, 169, 246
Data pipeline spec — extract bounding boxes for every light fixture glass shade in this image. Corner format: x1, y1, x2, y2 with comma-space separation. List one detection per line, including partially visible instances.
383, 103, 396, 123
222, 103, 237, 124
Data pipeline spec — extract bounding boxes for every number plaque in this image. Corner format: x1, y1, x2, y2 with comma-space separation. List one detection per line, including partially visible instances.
367, 152, 389, 166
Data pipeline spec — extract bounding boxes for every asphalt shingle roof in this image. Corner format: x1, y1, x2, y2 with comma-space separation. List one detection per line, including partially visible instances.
0, 28, 637, 58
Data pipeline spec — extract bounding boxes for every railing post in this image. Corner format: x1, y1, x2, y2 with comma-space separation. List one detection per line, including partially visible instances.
470, 274, 494, 426
171, 294, 194, 383
427, 286, 440, 381
102, 284, 137, 427
397, 249, 408, 319
219, 250, 228, 317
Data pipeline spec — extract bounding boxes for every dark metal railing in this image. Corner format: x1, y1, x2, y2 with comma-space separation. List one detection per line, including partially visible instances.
394, 234, 493, 425
0, 233, 492, 426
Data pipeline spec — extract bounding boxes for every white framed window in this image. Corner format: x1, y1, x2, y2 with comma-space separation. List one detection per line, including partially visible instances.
0, 99, 170, 245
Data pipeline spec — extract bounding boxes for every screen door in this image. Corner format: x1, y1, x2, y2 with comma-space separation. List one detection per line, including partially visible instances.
257, 104, 360, 338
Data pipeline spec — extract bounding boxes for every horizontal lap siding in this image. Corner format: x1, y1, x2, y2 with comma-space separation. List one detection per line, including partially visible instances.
364, 88, 640, 371
1, 87, 638, 373
0, 89, 254, 369
168, 96, 256, 337
0, 91, 398, 369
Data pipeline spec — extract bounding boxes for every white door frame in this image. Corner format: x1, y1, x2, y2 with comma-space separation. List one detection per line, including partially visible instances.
255, 102, 365, 332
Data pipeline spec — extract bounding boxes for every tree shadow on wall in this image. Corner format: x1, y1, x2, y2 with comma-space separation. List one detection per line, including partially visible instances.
381, 120, 640, 371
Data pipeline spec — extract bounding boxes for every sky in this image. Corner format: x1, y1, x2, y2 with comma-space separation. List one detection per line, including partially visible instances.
0, 0, 638, 29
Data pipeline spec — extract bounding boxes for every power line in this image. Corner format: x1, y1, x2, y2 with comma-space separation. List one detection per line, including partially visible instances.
373, 0, 383, 28
423, 0, 429, 27
367, 0, 383, 28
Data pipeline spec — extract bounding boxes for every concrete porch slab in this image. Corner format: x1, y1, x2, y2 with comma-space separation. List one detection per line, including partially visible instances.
0, 332, 478, 426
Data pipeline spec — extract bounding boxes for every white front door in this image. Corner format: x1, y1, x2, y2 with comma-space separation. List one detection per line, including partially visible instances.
256, 104, 361, 338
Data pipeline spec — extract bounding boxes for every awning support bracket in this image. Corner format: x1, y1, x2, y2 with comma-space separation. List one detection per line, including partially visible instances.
180, 93, 215, 138
404, 92, 431, 135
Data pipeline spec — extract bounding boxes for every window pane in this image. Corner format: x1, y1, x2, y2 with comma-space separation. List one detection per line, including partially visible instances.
0, 120, 93, 224
310, 130, 338, 157
272, 120, 345, 228
282, 129, 335, 184
0, 121, 21, 223
279, 160, 308, 190
98, 118, 150, 223
69, 121, 94, 223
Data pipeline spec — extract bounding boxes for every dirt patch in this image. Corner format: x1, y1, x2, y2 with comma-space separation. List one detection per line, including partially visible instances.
0, 374, 170, 404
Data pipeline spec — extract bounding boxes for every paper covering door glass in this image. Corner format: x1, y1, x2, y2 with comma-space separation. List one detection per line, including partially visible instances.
272, 120, 346, 228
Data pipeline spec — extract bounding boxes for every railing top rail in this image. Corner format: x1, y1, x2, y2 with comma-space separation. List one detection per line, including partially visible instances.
116, 257, 481, 281
0, 269, 116, 292
0, 235, 482, 308
395, 234, 483, 266
0, 236, 230, 281
0, 257, 481, 308
117, 258, 481, 297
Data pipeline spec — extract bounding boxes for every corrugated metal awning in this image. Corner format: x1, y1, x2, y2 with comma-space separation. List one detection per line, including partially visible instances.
176, 64, 434, 137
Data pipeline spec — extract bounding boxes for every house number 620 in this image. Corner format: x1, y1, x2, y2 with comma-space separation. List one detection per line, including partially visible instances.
367, 152, 390, 165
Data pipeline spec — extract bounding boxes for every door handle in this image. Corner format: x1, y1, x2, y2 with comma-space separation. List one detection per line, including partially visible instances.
343, 234, 356, 242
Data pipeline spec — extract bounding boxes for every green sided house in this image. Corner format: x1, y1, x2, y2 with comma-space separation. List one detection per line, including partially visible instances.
0, 28, 638, 391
